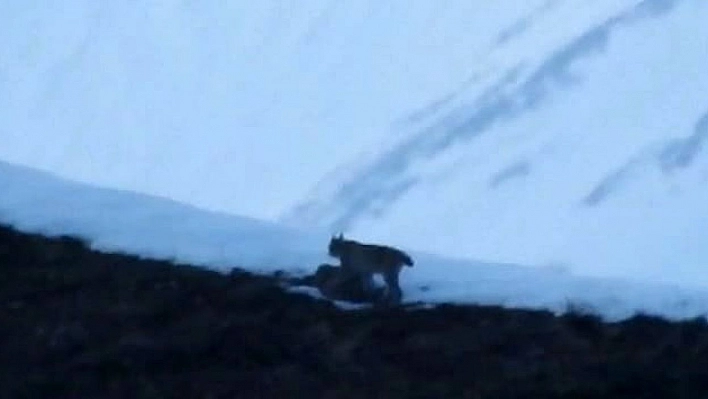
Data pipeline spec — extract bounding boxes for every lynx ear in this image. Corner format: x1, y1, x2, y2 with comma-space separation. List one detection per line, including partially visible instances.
338, 233, 344, 239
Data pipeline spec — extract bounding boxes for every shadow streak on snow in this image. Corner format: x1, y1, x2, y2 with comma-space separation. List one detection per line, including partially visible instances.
494, 0, 561, 46
583, 109, 708, 206
489, 160, 531, 189
291, 0, 679, 232
660, 110, 708, 172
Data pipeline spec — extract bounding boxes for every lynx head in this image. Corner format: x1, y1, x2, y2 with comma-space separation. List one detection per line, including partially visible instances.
328, 233, 345, 258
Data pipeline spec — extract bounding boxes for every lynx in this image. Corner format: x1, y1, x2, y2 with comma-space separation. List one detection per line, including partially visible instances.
327, 234, 414, 304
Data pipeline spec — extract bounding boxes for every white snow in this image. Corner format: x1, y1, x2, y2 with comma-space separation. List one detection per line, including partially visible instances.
0, 160, 327, 275
283, 0, 708, 291
0, 0, 543, 219
4, 159, 708, 322
3, 0, 708, 322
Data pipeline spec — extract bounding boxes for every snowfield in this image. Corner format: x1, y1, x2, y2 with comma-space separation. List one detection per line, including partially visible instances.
282, 0, 708, 289
1, 0, 547, 219
3, 0, 708, 321
4, 159, 708, 322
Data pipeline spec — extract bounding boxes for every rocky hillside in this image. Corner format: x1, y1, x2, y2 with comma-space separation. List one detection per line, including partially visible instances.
2, 223, 708, 398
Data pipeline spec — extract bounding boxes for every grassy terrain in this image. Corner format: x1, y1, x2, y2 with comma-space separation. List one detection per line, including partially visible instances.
2, 223, 708, 398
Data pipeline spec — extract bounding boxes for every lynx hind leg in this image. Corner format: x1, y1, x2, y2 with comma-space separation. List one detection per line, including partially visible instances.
383, 268, 403, 305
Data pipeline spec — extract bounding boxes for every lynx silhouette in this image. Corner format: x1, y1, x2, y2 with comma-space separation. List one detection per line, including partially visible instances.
328, 234, 413, 304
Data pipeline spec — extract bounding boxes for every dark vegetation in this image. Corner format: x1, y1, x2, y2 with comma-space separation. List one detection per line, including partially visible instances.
2, 223, 708, 398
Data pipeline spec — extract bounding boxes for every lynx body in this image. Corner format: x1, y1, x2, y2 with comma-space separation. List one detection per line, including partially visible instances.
328, 234, 413, 304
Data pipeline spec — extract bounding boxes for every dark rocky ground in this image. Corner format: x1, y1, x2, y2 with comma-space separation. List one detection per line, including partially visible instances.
3, 223, 708, 398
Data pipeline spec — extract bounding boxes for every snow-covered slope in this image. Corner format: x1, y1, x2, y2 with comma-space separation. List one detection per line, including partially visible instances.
0, 160, 326, 274
3, 1, 708, 292
1, 0, 544, 219
283, 0, 708, 288
6, 159, 708, 321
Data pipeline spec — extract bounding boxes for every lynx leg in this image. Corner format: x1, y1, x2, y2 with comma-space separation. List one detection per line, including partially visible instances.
383, 269, 402, 305
361, 273, 377, 296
